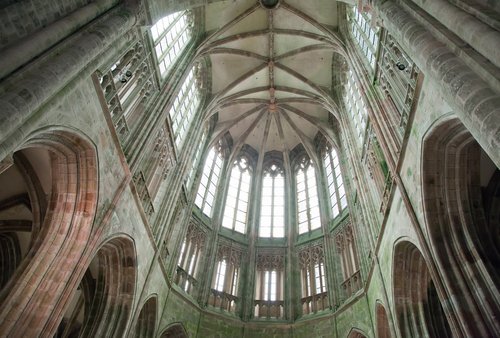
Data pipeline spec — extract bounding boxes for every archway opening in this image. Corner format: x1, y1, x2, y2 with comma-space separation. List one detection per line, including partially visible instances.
160, 323, 188, 338
63, 236, 137, 337
376, 302, 391, 338
393, 241, 452, 337
0, 148, 51, 294
0, 131, 98, 336
135, 296, 158, 337
422, 118, 500, 335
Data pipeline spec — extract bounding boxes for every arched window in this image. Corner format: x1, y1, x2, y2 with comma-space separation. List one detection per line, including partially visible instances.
168, 68, 201, 148
260, 164, 285, 238
344, 69, 368, 145
254, 253, 285, 319
151, 11, 193, 77
323, 147, 347, 218
186, 131, 207, 189
347, 7, 379, 70
222, 157, 251, 233
195, 146, 223, 217
208, 245, 242, 313
176, 222, 205, 294
299, 245, 328, 314
296, 158, 321, 234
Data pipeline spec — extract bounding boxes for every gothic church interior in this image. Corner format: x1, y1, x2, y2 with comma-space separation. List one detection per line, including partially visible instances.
0, 0, 499, 336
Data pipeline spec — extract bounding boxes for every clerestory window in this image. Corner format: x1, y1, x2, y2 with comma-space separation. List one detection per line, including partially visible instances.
222, 157, 251, 234
186, 131, 207, 190
151, 11, 193, 77
323, 147, 348, 219
168, 68, 201, 148
348, 7, 379, 70
344, 69, 368, 146
195, 146, 224, 217
259, 164, 285, 238
296, 158, 321, 234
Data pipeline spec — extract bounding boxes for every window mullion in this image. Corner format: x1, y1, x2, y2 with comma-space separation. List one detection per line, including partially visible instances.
233, 169, 243, 231
271, 176, 275, 237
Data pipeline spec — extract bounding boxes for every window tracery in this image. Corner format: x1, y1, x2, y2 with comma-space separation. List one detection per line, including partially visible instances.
347, 7, 379, 70
186, 130, 207, 190
254, 252, 285, 319
260, 163, 285, 238
176, 222, 206, 294
344, 69, 369, 147
377, 32, 420, 140
168, 67, 201, 148
298, 245, 328, 314
209, 244, 243, 313
335, 221, 361, 299
323, 146, 348, 219
222, 156, 252, 234
195, 144, 224, 217
151, 11, 193, 77
296, 157, 321, 234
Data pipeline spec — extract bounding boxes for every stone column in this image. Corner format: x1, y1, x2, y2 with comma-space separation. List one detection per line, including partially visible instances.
0, 0, 120, 81
409, 0, 500, 69
375, 0, 500, 168
0, 4, 139, 159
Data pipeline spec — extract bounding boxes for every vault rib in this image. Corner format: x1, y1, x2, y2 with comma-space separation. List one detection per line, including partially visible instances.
280, 103, 338, 147
227, 110, 270, 165
279, 108, 319, 165
202, 3, 260, 45
198, 47, 268, 61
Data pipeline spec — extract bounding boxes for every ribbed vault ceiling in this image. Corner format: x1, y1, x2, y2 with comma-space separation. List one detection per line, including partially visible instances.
199, 0, 348, 161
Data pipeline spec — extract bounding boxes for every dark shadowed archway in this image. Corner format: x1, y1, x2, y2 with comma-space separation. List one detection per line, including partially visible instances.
134, 295, 158, 337
422, 118, 500, 336
160, 322, 188, 338
393, 240, 452, 337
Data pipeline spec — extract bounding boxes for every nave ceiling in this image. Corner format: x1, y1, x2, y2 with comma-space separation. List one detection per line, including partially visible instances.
199, 0, 351, 161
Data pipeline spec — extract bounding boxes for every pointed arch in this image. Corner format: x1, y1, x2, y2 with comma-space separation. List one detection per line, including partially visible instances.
393, 240, 452, 337
375, 301, 391, 338
421, 117, 500, 336
79, 234, 137, 337
347, 327, 367, 338
0, 128, 98, 336
159, 322, 188, 338
134, 295, 158, 337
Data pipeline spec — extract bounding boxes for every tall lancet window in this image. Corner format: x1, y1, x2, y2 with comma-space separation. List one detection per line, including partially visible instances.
260, 164, 285, 238
348, 7, 379, 70
222, 157, 251, 234
323, 147, 348, 218
186, 131, 207, 190
344, 69, 368, 146
296, 157, 321, 234
168, 68, 201, 148
195, 146, 223, 217
151, 11, 193, 77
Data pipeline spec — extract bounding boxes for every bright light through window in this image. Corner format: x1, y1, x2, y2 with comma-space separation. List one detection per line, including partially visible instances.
168, 68, 200, 148
296, 159, 321, 234
264, 271, 277, 301
151, 11, 192, 77
349, 7, 379, 70
222, 157, 251, 234
195, 146, 223, 217
324, 147, 347, 218
215, 260, 227, 292
260, 164, 285, 238
344, 69, 368, 146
